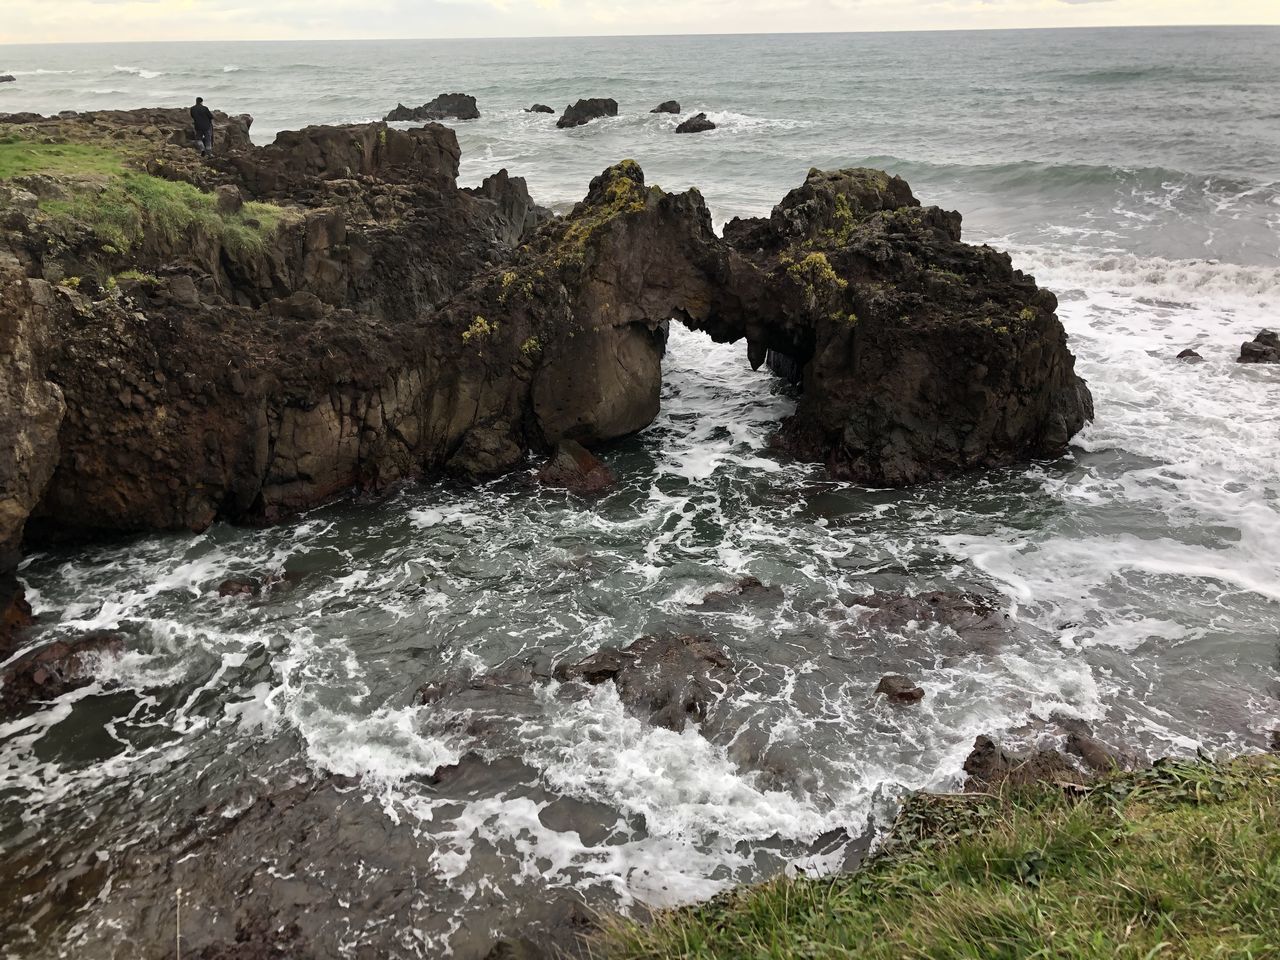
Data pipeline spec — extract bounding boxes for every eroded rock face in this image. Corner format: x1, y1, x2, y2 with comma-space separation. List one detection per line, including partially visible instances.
675, 112, 716, 134
1238, 329, 1280, 364
724, 168, 1094, 485
556, 98, 618, 129
384, 92, 479, 122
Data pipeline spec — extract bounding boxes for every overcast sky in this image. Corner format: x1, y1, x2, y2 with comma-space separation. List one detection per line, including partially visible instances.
1, 0, 1276, 44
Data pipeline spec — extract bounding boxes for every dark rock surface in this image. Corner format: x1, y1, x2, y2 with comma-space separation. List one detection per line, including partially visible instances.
536, 439, 616, 493
695, 575, 783, 611
675, 112, 716, 134
1238, 329, 1280, 364
556, 98, 618, 129
875, 674, 925, 704
218, 577, 261, 598
0, 76, 14, 84
0, 631, 122, 720
1, 575, 34, 658
384, 92, 479, 122
554, 633, 735, 731
1176, 348, 1204, 362
962, 735, 1089, 790
525, 104, 555, 114
650, 100, 681, 114
846, 591, 1012, 651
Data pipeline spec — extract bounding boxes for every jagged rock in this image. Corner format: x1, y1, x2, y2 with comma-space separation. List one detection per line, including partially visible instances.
556, 98, 617, 129
1176, 348, 1204, 363
525, 104, 555, 114
695, 575, 783, 611
461, 169, 549, 247
875, 674, 924, 704
962, 735, 1088, 790
384, 93, 479, 123
675, 112, 716, 134
536, 440, 616, 493
1238, 329, 1280, 364
725, 167, 1093, 485
650, 100, 681, 114
218, 577, 260, 598
555, 633, 735, 731
0, 631, 122, 720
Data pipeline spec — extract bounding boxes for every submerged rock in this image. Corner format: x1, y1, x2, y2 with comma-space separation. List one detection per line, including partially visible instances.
695, 575, 783, 611
962, 735, 1089, 790
650, 100, 681, 114
0, 631, 122, 720
1176, 348, 1204, 363
525, 104, 555, 114
384, 92, 480, 122
1238, 329, 1280, 364
556, 98, 618, 129
218, 577, 260, 598
875, 674, 925, 704
0, 75, 14, 84
555, 633, 735, 731
846, 591, 1011, 651
675, 112, 716, 134
536, 439, 616, 493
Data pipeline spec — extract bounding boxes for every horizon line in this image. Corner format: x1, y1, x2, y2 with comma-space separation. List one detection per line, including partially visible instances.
2, 23, 1276, 46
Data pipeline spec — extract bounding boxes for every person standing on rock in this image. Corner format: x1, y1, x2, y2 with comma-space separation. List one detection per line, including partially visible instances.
190, 97, 214, 156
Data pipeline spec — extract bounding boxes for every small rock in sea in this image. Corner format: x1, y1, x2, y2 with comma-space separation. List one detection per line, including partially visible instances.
1176, 348, 1204, 363
218, 577, 260, 598
556, 98, 618, 129
384, 92, 479, 123
0, 75, 15, 84
675, 112, 716, 134
525, 104, 554, 114
536, 439, 616, 493
695, 575, 783, 611
875, 674, 925, 704
1238, 329, 1280, 364
650, 100, 681, 114
1, 632, 123, 720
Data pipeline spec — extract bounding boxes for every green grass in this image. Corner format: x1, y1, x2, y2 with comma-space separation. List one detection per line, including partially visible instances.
599, 756, 1280, 960
0, 139, 128, 180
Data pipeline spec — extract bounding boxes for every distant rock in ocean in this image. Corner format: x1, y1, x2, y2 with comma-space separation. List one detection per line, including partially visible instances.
525, 104, 554, 114
0, 75, 15, 84
385, 92, 479, 122
675, 112, 716, 134
1238, 329, 1280, 364
556, 98, 617, 129
650, 100, 680, 114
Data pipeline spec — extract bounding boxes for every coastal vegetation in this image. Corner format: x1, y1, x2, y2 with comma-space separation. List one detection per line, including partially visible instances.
601, 755, 1280, 959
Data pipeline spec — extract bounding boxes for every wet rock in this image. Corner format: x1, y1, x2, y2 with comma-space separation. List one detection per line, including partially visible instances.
875, 674, 925, 704
1, 576, 35, 658
525, 104, 555, 114
695, 575, 783, 611
675, 112, 716, 134
1270, 729, 1280, 753
1176, 348, 1204, 363
0, 76, 14, 84
962, 735, 1089, 790
847, 591, 1010, 651
1064, 732, 1121, 773
556, 98, 618, 129
192, 913, 308, 960
384, 92, 479, 122
0, 631, 122, 719
1238, 329, 1280, 364
555, 633, 735, 731
650, 100, 681, 114
536, 440, 616, 493
218, 577, 261, 598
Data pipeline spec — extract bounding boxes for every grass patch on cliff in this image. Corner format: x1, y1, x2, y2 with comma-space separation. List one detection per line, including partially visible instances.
40, 173, 291, 258
0, 139, 128, 181
600, 755, 1280, 960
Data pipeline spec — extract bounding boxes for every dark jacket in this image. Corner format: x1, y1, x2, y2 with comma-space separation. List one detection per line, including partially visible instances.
191, 104, 214, 133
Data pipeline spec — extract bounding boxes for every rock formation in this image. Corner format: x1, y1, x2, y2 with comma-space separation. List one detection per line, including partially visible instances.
651, 100, 681, 114
556, 98, 618, 129
384, 92, 479, 122
0, 75, 14, 84
0, 109, 1093, 573
675, 112, 716, 134
1238, 329, 1280, 364
536, 440, 616, 493
1176, 348, 1204, 363
525, 104, 555, 114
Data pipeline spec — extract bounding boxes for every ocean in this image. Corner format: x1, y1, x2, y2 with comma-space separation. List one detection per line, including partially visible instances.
1, 28, 1278, 958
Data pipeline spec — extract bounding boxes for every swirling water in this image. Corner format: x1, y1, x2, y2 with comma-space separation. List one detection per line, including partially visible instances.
1, 27, 1279, 958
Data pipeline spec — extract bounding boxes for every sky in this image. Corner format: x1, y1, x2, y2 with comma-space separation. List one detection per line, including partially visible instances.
0, 0, 1276, 44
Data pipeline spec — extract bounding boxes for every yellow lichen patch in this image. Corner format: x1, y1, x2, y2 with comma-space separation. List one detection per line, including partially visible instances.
785, 251, 849, 319
559, 160, 651, 253
520, 337, 542, 357
461, 315, 498, 343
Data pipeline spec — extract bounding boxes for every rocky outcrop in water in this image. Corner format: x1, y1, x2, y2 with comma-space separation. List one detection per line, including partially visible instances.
675, 112, 716, 134
384, 92, 480, 122
556, 98, 618, 129
651, 100, 681, 114
0, 108, 1092, 571
1176, 348, 1204, 363
0, 76, 14, 84
536, 440, 616, 493
1238, 329, 1279, 363
0, 631, 121, 720
526, 104, 555, 114
875, 674, 924, 704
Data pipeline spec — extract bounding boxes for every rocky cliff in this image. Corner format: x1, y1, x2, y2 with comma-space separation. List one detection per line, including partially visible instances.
0, 108, 1092, 571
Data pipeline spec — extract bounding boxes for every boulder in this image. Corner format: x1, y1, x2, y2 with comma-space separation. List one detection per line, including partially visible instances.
875, 674, 925, 704
214, 183, 243, 215
384, 92, 479, 123
556, 98, 618, 129
0, 631, 122, 720
0, 76, 14, 84
650, 100, 681, 114
536, 440, 616, 493
675, 112, 716, 134
218, 577, 260, 598
1238, 329, 1280, 364
554, 633, 735, 731
1176, 348, 1204, 363
1, 575, 34, 659
962, 735, 1088, 790
525, 104, 555, 114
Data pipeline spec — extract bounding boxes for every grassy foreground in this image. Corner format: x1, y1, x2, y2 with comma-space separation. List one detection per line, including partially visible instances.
600, 756, 1280, 960
0, 137, 290, 258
